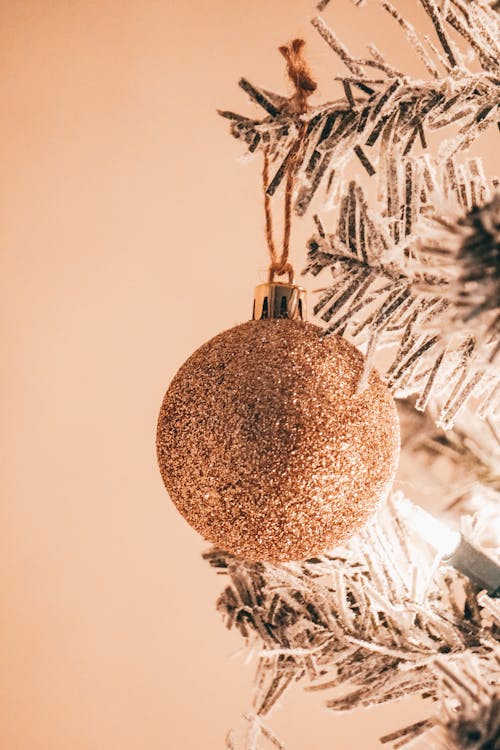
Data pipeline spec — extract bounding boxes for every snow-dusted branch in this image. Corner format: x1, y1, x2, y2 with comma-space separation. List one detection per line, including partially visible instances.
303, 156, 499, 426
205, 494, 500, 749
221, 0, 499, 214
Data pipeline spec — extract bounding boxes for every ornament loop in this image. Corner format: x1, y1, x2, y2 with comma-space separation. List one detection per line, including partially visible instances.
268, 262, 295, 284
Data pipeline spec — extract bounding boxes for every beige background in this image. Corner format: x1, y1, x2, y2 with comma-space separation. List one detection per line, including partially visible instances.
1, 2, 495, 748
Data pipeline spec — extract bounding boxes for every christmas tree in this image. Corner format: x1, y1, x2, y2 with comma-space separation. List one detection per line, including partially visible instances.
206, 1, 500, 747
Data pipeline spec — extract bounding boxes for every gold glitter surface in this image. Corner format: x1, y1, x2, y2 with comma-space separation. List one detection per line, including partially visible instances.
156, 320, 400, 562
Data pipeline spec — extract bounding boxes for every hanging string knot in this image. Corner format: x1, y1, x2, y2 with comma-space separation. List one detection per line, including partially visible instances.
279, 38, 317, 115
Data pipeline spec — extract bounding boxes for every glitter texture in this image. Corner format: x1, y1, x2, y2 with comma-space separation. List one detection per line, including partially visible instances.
156, 320, 400, 562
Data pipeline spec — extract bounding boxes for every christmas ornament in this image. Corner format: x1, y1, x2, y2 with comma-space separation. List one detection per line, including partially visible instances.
157, 40, 399, 563
156, 280, 400, 562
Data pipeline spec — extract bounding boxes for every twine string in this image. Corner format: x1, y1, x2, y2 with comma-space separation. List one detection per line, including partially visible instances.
263, 40, 317, 285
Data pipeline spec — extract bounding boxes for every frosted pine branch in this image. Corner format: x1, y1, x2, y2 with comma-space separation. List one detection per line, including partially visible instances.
205, 494, 500, 749
303, 156, 499, 427
381, 655, 500, 748
220, 0, 499, 215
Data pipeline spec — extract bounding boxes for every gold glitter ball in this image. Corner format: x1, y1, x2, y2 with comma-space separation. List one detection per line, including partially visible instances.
156, 320, 400, 562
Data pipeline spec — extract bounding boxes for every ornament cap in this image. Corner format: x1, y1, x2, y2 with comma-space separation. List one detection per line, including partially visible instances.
252, 282, 307, 321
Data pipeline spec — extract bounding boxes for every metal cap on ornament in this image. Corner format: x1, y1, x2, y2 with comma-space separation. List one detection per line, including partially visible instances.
252, 273, 307, 321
